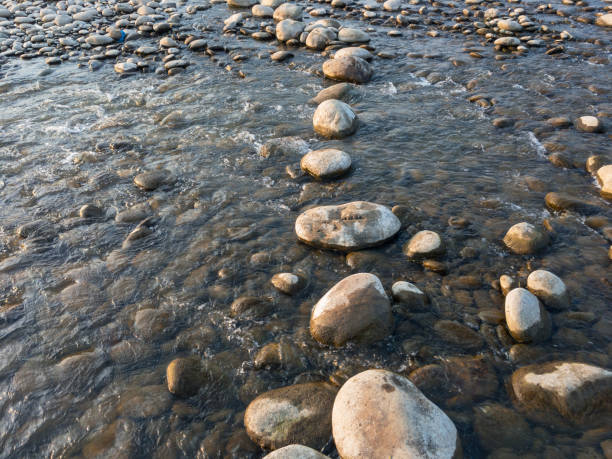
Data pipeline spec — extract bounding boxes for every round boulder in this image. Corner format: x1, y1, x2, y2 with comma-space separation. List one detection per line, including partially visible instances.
300, 148, 352, 180
526, 270, 569, 310
503, 222, 549, 255
244, 382, 337, 450
403, 230, 445, 259
295, 201, 401, 251
312, 99, 358, 139
310, 273, 392, 346
332, 369, 461, 458
504, 288, 551, 343
322, 56, 373, 84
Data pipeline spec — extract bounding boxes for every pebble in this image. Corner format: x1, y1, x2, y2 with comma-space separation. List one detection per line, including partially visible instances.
295, 201, 400, 251
310, 273, 391, 346
504, 288, 551, 343
312, 99, 358, 139
300, 148, 352, 180
332, 370, 461, 458
270, 272, 304, 295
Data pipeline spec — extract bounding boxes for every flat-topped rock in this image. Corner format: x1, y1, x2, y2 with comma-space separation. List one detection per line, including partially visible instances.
512, 362, 612, 426
300, 148, 351, 180
244, 382, 337, 450
322, 56, 373, 84
310, 273, 391, 346
295, 201, 400, 251
333, 369, 461, 458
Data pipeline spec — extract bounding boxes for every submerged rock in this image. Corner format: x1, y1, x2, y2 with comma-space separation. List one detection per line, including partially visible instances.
309, 83, 361, 105
403, 230, 444, 259
312, 99, 358, 139
503, 222, 549, 255
310, 273, 391, 346
270, 273, 305, 295
166, 357, 204, 397
295, 201, 400, 251
511, 362, 612, 426
332, 369, 461, 458
244, 382, 337, 450
391, 281, 426, 310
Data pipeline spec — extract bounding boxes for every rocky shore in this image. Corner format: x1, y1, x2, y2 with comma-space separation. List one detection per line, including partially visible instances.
0, 0, 611, 456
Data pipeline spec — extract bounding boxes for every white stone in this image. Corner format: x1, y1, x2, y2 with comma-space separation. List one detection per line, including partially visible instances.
403, 230, 444, 258
252, 4, 273, 17
494, 36, 520, 47
383, 0, 401, 11
595, 13, 612, 27
338, 27, 370, 43
497, 19, 522, 31
332, 370, 459, 458
263, 445, 330, 459
504, 288, 550, 343
300, 148, 351, 179
312, 99, 357, 138
276, 18, 305, 41
273, 3, 303, 21
391, 281, 426, 309
527, 270, 569, 310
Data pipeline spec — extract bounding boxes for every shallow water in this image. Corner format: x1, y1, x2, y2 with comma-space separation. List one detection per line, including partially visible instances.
0, 0, 611, 457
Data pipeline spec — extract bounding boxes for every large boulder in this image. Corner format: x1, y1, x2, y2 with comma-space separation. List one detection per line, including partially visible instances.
504, 288, 551, 343
312, 99, 358, 139
322, 56, 373, 84
526, 269, 569, 310
295, 201, 401, 251
310, 273, 392, 346
332, 369, 461, 458
244, 382, 337, 450
511, 362, 612, 426
503, 222, 549, 254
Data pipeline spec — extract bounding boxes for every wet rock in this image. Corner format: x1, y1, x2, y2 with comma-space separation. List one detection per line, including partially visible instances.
383, 0, 402, 11
596, 165, 612, 199
338, 27, 370, 43
527, 269, 569, 310
391, 281, 426, 310
546, 116, 571, 128
545, 192, 599, 214
86, 34, 113, 46
244, 382, 337, 450
322, 56, 373, 84
230, 296, 273, 318
271, 50, 293, 62
134, 170, 170, 191
133, 308, 171, 341
189, 39, 207, 51
271, 273, 305, 295
575, 116, 604, 133
295, 201, 400, 251
474, 403, 532, 452
276, 19, 304, 42
500, 274, 517, 296
263, 445, 330, 458
434, 320, 484, 350
497, 19, 522, 32
227, 0, 258, 7
310, 273, 391, 346
306, 27, 335, 50
504, 288, 551, 343
403, 230, 444, 259
167, 357, 205, 397
17, 219, 53, 239
115, 203, 152, 224
114, 62, 138, 74
595, 13, 612, 27
334, 46, 373, 62
503, 222, 549, 255
511, 362, 612, 426
493, 37, 520, 47
312, 99, 358, 139
332, 369, 461, 458
254, 340, 306, 370
309, 83, 361, 105
409, 356, 498, 407
300, 148, 351, 179
253, 4, 274, 17
118, 385, 172, 419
